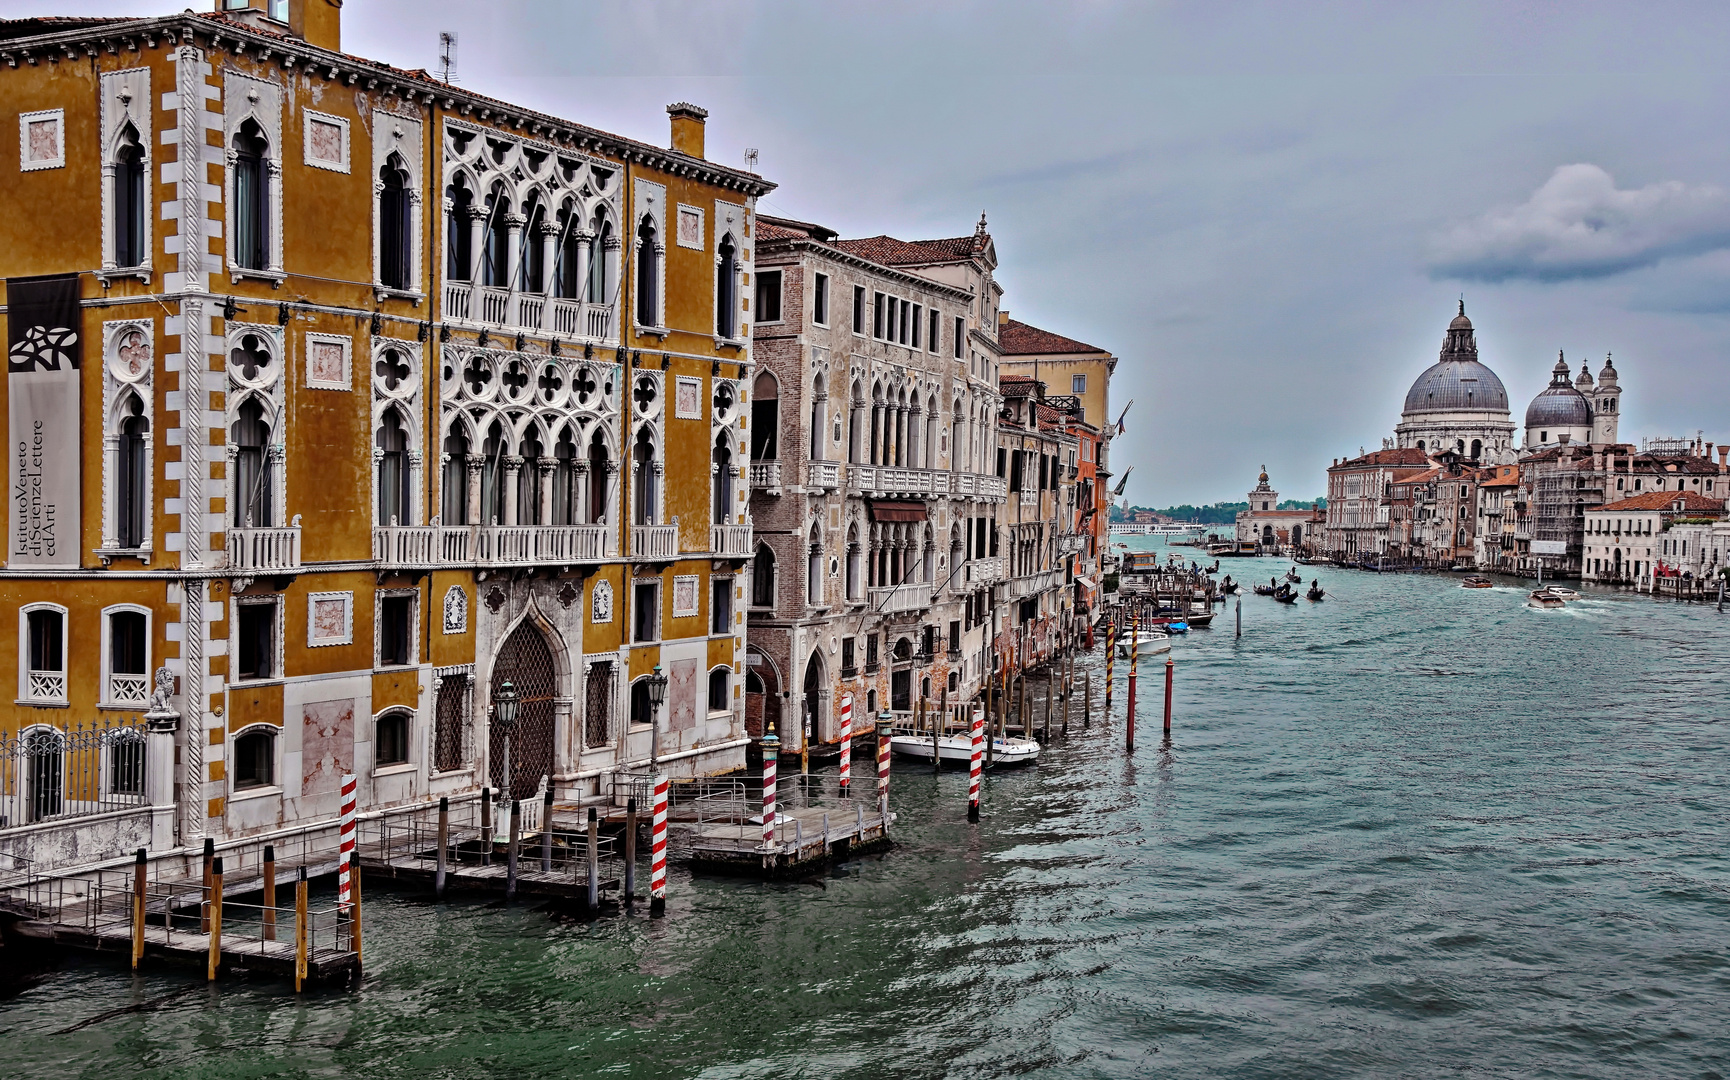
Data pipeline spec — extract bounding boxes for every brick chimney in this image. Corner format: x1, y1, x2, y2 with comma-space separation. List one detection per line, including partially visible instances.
668, 102, 707, 160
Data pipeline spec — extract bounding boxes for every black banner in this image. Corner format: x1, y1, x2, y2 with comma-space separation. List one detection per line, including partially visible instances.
8, 274, 81, 373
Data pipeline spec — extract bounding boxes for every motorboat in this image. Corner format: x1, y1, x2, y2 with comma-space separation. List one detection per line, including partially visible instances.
1540, 586, 1580, 601
1527, 590, 1567, 609
1459, 576, 1494, 589
1185, 610, 1216, 627
1116, 632, 1172, 659
890, 731, 1040, 766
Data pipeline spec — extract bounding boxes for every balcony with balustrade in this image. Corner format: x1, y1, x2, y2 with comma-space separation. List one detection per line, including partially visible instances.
807, 461, 841, 492
443, 282, 616, 344
631, 523, 679, 560
965, 556, 1003, 584
749, 461, 782, 495
869, 583, 933, 615
711, 524, 754, 559
373, 524, 612, 569
226, 523, 302, 572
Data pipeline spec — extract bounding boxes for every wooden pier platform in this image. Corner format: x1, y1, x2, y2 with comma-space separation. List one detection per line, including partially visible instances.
688, 804, 893, 876
10, 918, 358, 983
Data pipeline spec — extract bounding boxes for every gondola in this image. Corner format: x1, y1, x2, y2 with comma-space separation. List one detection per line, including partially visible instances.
1273, 586, 1299, 603
1253, 584, 1277, 596
1306, 585, 1325, 601
1283, 569, 1303, 584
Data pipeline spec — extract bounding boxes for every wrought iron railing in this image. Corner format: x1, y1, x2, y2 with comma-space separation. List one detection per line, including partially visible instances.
0, 717, 148, 831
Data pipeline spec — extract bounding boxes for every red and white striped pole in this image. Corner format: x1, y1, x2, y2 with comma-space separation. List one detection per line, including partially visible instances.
875, 712, 892, 823
760, 733, 779, 852
837, 693, 853, 792
338, 772, 357, 909
967, 704, 983, 822
649, 772, 669, 916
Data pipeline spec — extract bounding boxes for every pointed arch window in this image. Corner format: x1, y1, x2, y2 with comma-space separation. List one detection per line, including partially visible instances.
554, 209, 584, 299
117, 395, 149, 549
446, 178, 474, 282
845, 525, 862, 601
635, 215, 660, 327
806, 524, 823, 607
716, 233, 738, 339
113, 124, 146, 269
378, 154, 412, 291
633, 426, 658, 525
551, 427, 577, 525
483, 190, 510, 287
588, 218, 613, 303
232, 399, 273, 527
752, 543, 776, 607
232, 119, 270, 271
441, 430, 470, 525
480, 420, 505, 526
713, 432, 734, 525
519, 198, 547, 294
518, 434, 543, 525
750, 370, 778, 461
377, 409, 411, 526
588, 429, 612, 524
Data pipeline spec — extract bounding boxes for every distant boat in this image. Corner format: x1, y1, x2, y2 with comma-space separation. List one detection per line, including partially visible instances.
1274, 588, 1299, 604
891, 731, 1040, 766
1117, 633, 1172, 659
1460, 576, 1493, 588
1306, 585, 1325, 601
1284, 569, 1303, 584
1540, 586, 1580, 601
1528, 590, 1567, 609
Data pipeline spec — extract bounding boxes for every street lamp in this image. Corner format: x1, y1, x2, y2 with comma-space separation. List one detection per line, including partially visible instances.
493, 679, 519, 800
645, 664, 669, 770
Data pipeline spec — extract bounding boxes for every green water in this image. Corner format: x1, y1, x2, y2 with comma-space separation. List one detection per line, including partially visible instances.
3, 546, 1728, 1078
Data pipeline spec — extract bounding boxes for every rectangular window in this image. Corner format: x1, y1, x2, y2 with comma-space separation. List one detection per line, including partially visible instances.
884, 296, 896, 341
108, 610, 149, 707
755, 270, 783, 324
711, 576, 732, 634
873, 292, 885, 338
853, 286, 866, 334
841, 636, 856, 674
929, 309, 940, 353
911, 304, 922, 349
813, 273, 829, 326
899, 300, 910, 344
1008, 451, 1024, 492
237, 602, 276, 681
955, 316, 965, 359
947, 620, 960, 655
632, 581, 659, 643
379, 594, 413, 667
1072, 374, 1086, 394
997, 447, 1008, 478
865, 634, 880, 673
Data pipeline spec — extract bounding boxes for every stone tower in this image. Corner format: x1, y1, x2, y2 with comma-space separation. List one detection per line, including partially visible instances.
1592, 354, 1621, 445
1247, 466, 1278, 512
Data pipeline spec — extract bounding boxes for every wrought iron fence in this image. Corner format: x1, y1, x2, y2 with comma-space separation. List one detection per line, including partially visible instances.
0, 717, 148, 831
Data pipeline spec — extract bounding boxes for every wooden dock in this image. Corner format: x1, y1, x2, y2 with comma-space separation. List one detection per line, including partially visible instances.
11, 918, 358, 983
688, 803, 893, 876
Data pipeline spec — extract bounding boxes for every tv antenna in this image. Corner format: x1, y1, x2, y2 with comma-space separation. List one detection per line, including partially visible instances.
437, 31, 458, 84
744, 148, 759, 173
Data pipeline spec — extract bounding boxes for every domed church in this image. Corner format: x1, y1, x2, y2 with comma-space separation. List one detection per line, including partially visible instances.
1522, 351, 1620, 450
1393, 303, 1517, 463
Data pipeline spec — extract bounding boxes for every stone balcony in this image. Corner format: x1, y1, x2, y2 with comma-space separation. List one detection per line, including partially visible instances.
845, 465, 1007, 502
374, 524, 612, 569
870, 582, 933, 615
443, 282, 615, 341
711, 523, 754, 558
631, 523, 679, 560
749, 461, 782, 494
965, 556, 1003, 584
1009, 569, 1060, 598
227, 524, 302, 572
806, 460, 841, 492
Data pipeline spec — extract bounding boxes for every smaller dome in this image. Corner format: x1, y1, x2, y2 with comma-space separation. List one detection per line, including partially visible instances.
1574, 362, 1593, 389
1449, 300, 1472, 330
1258, 466, 1269, 483
1526, 352, 1592, 430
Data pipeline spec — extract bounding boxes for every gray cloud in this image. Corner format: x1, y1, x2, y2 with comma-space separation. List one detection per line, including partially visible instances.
1430, 164, 1730, 282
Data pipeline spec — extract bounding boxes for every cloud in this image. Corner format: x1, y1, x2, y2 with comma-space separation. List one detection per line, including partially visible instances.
1429, 164, 1730, 282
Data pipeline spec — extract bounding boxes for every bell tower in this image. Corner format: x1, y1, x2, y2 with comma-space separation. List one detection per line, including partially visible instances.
1593, 353, 1621, 445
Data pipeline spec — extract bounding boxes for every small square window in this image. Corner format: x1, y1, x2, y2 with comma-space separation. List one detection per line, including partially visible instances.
1072, 374, 1087, 394
755, 270, 783, 323
812, 273, 829, 326
379, 594, 414, 667
233, 728, 276, 789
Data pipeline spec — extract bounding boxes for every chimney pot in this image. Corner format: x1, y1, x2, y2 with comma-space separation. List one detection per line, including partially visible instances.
667, 102, 708, 160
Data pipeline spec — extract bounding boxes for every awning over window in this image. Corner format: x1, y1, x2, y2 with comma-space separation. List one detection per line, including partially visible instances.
867, 500, 927, 522
1074, 575, 1097, 590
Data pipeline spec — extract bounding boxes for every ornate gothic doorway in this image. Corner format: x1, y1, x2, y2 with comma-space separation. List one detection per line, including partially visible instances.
490, 618, 558, 800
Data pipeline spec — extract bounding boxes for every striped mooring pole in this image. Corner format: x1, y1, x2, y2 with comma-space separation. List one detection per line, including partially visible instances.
338, 772, 357, 908
649, 772, 669, 916
967, 704, 984, 822
837, 692, 853, 792
1126, 617, 1140, 753
760, 732, 779, 852
875, 711, 892, 824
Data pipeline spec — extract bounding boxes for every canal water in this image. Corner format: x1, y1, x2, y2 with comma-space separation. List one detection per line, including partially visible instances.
4, 541, 1728, 1078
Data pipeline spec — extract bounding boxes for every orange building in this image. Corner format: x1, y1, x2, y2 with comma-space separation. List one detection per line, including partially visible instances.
0, 1, 771, 865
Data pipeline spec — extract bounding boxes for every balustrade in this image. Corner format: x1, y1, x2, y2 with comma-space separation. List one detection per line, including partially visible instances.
750, 462, 782, 492
711, 524, 754, 558
227, 525, 302, 571
869, 583, 933, 614
376, 524, 609, 568
631, 523, 679, 560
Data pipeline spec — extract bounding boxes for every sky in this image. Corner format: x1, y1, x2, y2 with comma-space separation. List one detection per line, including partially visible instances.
13, 0, 1730, 506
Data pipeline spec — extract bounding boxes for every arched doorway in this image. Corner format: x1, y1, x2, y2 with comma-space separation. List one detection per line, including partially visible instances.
745, 644, 781, 738
802, 650, 824, 749
1291, 524, 1303, 548
1262, 524, 1274, 545
490, 618, 558, 800
1612, 548, 1622, 579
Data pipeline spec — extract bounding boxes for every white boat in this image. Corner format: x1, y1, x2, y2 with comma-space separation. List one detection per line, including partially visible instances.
1527, 590, 1566, 609
890, 732, 1041, 765
1540, 586, 1580, 601
1116, 633, 1171, 659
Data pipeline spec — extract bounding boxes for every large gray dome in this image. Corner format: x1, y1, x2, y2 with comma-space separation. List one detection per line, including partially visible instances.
1403, 359, 1510, 414
1525, 353, 1592, 429
1401, 304, 1510, 416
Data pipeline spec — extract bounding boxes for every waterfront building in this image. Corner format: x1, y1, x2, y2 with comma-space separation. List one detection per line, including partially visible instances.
744, 213, 1007, 750
1323, 448, 1431, 557
1580, 491, 1726, 585
1392, 304, 1516, 463
1473, 464, 1521, 571
1234, 468, 1321, 552
997, 376, 1086, 668
0, 1, 771, 865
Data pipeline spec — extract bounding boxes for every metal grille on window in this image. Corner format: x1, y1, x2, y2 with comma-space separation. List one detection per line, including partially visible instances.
584, 662, 613, 749
433, 668, 472, 773
489, 622, 557, 800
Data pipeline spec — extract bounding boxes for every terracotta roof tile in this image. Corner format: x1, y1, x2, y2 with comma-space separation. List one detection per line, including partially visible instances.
1594, 491, 1726, 513
1332, 447, 1432, 469
828, 233, 986, 266
999, 318, 1105, 356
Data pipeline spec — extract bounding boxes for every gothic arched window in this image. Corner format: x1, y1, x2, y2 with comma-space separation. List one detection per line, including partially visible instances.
446, 177, 474, 282
632, 426, 658, 525
635, 215, 659, 327
113, 124, 146, 268
379, 154, 412, 291
752, 543, 776, 607
377, 409, 410, 526
232, 398, 272, 527
232, 119, 270, 271
441, 430, 470, 525
716, 233, 738, 339
116, 394, 149, 549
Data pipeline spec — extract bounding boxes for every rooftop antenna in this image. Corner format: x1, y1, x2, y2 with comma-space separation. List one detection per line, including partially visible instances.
437, 31, 458, 84
744, 148, 759, 173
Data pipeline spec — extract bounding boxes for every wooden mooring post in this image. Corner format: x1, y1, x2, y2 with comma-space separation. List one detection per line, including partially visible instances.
350, 862, 362, 971
435, 796, 449, 899
624, 797, 638, 905
293, 867, 308, 993
542, 788, 555, 873
1164, 658, 1175, 739
586, 807, 600, 911
207, 857, 223, 982
262, 844, 276, 941
200, 837, 214, 933
506, 799, 522, 900
1083, 674, 1092, 729
130, 848, 146, 971
935, 684, 947, 774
